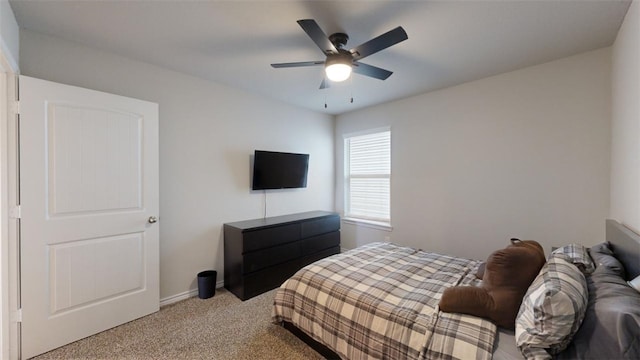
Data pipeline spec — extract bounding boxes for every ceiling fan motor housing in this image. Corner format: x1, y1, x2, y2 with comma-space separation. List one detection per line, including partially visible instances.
328, 32, 349, 49
325, 50, 353, 67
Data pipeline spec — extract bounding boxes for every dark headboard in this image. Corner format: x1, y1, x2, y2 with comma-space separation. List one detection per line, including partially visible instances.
606, 219, 640, 281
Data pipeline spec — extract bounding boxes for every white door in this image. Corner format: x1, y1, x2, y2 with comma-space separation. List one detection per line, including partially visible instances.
19, 76, 159, 358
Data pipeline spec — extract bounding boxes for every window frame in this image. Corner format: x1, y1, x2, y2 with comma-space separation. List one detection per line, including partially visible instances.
343, 127, 392, 229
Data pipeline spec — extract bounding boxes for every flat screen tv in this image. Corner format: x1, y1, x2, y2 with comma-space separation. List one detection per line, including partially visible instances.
252, 150, 309, 190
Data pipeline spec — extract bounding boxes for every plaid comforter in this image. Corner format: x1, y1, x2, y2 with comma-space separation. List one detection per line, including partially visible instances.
273, 242, 497, 360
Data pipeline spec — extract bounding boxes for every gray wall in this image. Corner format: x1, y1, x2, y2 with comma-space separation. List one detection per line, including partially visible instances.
17, 6, 638, 297
336, 48, 612, 260
19, 30, 335, 301
0, 0, 18, 71
610, 1, 640, 233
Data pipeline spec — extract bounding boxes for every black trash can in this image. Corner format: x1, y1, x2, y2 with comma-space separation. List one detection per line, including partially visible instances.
197, 270, 217, 299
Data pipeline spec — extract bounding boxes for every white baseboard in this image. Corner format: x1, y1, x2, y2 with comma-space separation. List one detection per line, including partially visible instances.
159, 280, 225, 307
160, 289, 198, 307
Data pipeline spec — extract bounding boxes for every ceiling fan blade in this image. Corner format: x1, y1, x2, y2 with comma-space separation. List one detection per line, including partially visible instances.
350, 26, 408, 61
319, 78, 331, 89
297, 19, 338, 55
271, 61, 325, 68
352, 62, 393, 80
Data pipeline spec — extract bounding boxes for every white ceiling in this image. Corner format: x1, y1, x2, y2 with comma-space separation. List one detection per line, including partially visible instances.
9, 0, 631, 115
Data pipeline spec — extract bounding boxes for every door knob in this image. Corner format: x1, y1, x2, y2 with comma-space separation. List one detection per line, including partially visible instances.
148, 216, 158, 224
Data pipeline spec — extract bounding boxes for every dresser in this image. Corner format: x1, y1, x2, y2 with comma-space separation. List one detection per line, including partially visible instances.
223, 211, 340, 300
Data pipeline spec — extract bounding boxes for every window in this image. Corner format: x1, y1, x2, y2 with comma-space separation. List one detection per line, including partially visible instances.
344, 129, 391, 225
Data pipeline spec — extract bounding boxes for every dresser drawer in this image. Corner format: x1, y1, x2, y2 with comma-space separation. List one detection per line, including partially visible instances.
242, 259, 303, 300
242, 246, 340, 300
301, 231, 340, 256
300, 246, 340, 268
243, 223, 301, 252
300, 215, 340, 238
243, 241, 301, 274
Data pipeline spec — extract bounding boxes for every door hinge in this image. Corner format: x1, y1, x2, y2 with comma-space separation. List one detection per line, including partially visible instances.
12, 100, 19, 115
9, 206, 21, 219
11, 309, 22, 323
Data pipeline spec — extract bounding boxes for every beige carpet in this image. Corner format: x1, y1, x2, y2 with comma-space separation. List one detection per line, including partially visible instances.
33, 289, 324, 360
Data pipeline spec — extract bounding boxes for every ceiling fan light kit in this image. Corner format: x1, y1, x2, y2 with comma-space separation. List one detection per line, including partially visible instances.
325, 63, 352, 82
325, 52, 353, 82
271, 19, 408, 90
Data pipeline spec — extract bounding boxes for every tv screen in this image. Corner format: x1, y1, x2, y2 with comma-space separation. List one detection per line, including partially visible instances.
252, 150, 309, 190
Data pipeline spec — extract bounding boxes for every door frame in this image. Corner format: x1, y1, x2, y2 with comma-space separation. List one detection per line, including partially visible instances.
1, 44, 20, 360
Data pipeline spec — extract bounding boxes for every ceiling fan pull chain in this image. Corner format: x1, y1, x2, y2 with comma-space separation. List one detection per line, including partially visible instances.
350, 77, 354, 104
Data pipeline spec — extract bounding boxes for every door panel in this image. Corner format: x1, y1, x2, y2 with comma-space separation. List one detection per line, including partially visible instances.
48, 103, 143, 215
49, 233, 144, 315
19, 76, 159, 358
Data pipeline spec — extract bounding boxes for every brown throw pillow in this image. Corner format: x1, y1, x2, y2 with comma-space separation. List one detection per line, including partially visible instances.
439, 239, 546, 329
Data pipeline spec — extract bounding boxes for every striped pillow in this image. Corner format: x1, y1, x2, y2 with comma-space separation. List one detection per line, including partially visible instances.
515, 255, 588, 359
551, 244, 595, 274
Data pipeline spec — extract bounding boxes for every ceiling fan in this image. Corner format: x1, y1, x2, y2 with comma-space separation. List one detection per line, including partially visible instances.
271, 19, 408, 89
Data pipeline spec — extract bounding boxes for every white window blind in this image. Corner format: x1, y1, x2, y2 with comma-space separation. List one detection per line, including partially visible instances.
345, 130, 390, 223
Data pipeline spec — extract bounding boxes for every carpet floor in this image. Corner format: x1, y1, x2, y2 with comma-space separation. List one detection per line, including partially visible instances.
33, 288, 325, 360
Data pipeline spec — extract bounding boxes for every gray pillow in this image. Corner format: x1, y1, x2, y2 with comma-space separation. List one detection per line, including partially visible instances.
557, 263, 640, 359
590, 241, 613, 255
516, 255, 588, 359
589, 242, 626, 277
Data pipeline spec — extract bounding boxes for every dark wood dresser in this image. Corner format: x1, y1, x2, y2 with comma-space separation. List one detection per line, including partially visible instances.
223, 211, 340, 300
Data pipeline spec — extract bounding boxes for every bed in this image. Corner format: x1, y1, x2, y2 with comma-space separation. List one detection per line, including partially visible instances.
272, 219, 640, 359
